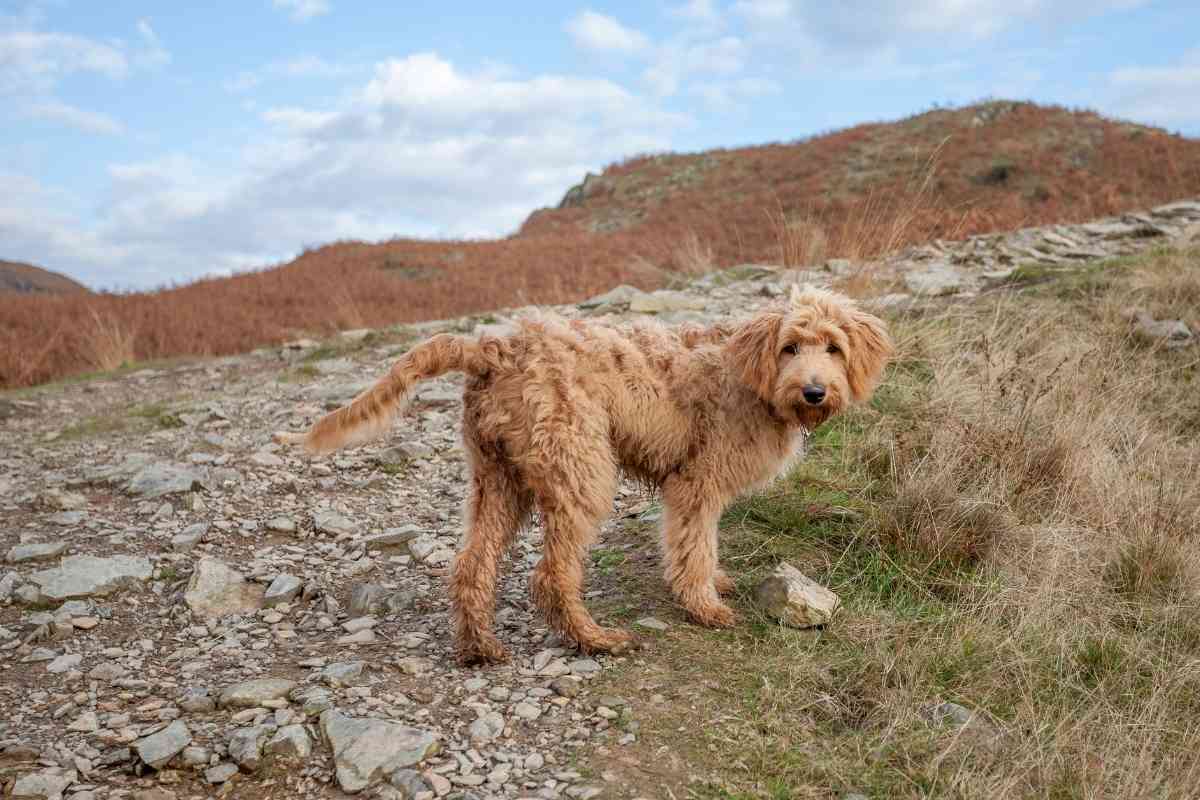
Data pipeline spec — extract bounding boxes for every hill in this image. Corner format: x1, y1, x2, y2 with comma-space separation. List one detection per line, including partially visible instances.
3, 99, 1200, 389
0, 259, 90, 295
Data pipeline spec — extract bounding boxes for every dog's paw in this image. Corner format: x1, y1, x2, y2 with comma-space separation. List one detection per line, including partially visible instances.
688, 602, 737, 629
455, 635, 510, 666
713, 570, 736, 597
578, 627, 639, 656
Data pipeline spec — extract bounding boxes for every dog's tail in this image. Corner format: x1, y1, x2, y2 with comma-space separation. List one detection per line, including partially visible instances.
273, 333, 479, 456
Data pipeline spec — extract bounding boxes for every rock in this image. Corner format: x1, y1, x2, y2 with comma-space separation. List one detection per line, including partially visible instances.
322, 661, 366, 687
550, 677, 581, 698
219, 678, 298, 708
524, 752, 545, 771
321, 710, 440, 793
205, 763, 239, 784
170, 523, 208, 552
28, 555, 152, 601
11, 767, 76, 800
265, 516, 296, 533
89, 660, 129, 683
183, 558, 265, 621
228, 725, 271, 771
39, 488, 87, 510
46, 653, 82, 674
579, 284, 642, 309
291, 686, 334, 717
755, 562, 840, 628
364, 526, 422, 548
0, 570, 19, 600
921, 701, 1004, 748
389, 769, 430, 797
634, 617, 669, 632
342, 616, 378, 634
569, 659, 601, 677
1132, 312, 1193, 348
513, 702, 541, 721
348, 583, 388, 616
824, 258, 855, 276
263, 573, 302, 607
134, 720, 192, 769
181, 746, 211, 768
179, 687, 216, 713
313, 510, 357, 537
250, 451, 283, 467
397, 656, 432, 676
266, 724, 312, 759
7, 541, 68, 563
903, 263, 965, 296
468, 712, 505, 744
126, 463, 206, 498
338, 628, 376, 645
629, 290, 706, 313
67, 711, 100, 732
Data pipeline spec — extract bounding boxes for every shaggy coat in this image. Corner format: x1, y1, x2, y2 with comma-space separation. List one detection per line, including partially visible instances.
276, 286, 892, 664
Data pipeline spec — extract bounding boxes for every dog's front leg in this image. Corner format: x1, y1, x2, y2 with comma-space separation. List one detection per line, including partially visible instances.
660, 477, 737, 628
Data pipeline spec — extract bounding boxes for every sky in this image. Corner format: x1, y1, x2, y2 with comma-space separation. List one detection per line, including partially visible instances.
2, 1, 1198, 291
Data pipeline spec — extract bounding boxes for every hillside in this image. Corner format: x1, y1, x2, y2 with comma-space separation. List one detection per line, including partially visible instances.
4, 100, 1200, 389
0, 259, 90, 295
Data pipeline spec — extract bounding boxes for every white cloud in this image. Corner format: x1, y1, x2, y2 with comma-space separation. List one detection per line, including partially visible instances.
565, 10, 650, 54
224, 55, 355, 93
1108, 50, 1200, 127
2, 52, 688, 289
643, 35, 746, 96
135, 19, 170, 68
0, 31, 128, 92
271, 0, 331, 22
25, 100, 123, 135
670, 0, 720, 23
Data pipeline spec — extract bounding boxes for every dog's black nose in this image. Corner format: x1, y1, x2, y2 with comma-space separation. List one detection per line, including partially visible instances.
802, 385, 826, 405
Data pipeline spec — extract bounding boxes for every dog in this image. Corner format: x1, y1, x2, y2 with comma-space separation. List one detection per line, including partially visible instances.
275, 285, 891, 664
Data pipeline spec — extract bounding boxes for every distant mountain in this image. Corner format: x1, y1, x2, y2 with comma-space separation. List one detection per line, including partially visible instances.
0, 260, 90, 295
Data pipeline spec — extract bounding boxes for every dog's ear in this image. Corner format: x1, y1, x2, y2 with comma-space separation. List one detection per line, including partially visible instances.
726, 310, 784, 399
843, 308, 893, 402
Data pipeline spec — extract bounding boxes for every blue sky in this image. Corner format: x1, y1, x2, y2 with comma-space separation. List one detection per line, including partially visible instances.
2, 0, 1198, 290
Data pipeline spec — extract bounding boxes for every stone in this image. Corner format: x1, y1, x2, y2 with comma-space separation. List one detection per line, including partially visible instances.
266, 724, 312, 759
40, 488, 87, 510
313, 510, 357, 536
228, 726, 271, 771
824, 258, 855, 276
7, 541, 67, 563
67, 711, 100, 732
338, 628, 376, 645
183, 558, 265, 621
755, 562, 840, 628
219, 677, 298, 708
322, 661, 366, 687
179, 687, 216, 713
291, 685, 334, 716
903, 264, 965, 296
389, 769, 430, 797
628, 290, 706, 313
126, 463, 206, 498
28, 555, 152, 602
365, 526, 422, 548
46, 653, 83, 674
250, 451, 283, 467
263, 573, 302, 607
89, 660, 129, 683
321, 710, 440, 793
569, 659, 601, 677
551, 677, 581, 698
0, 570, 18, 600
1132, 312, 1193, 348
205, 763, 239, 784
265, 516, 297, 533
634, 617, 669, 632
134, 720, 192, 769
578, 284, 641, 309
181, 746, 211, 768
170, 524, 208, 552
342, 616, 378, 634
468, 712, 505, 744
348, 583, 388, 616
10, 767, 76, 800
513, 702, 541, 721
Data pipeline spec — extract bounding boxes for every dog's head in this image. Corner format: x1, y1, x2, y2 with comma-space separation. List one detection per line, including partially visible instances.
726, 285, 892, 428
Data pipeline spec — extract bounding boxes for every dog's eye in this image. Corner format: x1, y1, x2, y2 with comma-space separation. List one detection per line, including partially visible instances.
781, 343, 797, 356
826, 343, 841, 355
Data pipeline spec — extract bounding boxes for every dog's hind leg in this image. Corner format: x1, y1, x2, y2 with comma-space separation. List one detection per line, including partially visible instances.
449, 449, 531, 665
527, 441, 633, 656
661, 476, 737, 628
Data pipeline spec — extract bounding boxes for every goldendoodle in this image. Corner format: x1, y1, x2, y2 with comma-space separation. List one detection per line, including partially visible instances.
275, 285, 891, 664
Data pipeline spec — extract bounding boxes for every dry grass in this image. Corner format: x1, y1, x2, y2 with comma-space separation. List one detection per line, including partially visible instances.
3, 100, 1200, 390
582, 245, 1200, 799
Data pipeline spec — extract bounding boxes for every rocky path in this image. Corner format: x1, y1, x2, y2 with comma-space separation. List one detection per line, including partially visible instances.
1, 199, 1197, 800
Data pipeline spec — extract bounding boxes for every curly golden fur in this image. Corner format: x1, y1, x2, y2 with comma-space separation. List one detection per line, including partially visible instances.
275, 286, 892, 664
